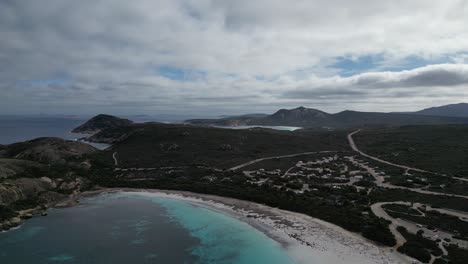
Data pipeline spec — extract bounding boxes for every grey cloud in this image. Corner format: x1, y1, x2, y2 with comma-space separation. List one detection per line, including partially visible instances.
353, 64, 468, 88
283, 88, 367, 99
1, 1, 468, 115
283, 64, 468, 100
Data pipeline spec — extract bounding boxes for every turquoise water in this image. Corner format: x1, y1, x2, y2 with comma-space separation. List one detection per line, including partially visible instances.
135, 193, 296, 264
0, 192, 295, 264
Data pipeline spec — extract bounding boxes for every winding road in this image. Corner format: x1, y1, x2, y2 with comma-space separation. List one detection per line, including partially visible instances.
349, 129, 468, 261
112, 152, 119, 166
347, 130, 433, 174
347, 130, 468, 199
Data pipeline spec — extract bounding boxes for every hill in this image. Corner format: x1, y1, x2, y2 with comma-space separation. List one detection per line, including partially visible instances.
4, 137, 96, 164
88, 122, 349, 169
186, 106, 468, 129
72, 114, 133, 134
412, 103, 468, 117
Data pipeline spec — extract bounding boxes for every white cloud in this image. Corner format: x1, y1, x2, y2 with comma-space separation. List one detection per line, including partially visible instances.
1, 0, 468, 114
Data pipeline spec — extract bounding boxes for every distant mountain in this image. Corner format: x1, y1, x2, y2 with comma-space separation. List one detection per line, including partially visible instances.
185, 106, 468, 129
219, 113, 268, 119
72, 114, 133, 134
412, 103, 468, 117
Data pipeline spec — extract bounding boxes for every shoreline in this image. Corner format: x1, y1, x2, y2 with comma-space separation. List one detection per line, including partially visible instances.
82, 188, 412, 264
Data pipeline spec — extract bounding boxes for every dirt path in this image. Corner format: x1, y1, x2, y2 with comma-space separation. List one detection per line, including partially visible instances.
347, 130, 468, 199
112, 152, 119, 166
347, 130, 432, 174
371, 201, 468, 257
370, 202, 408, 248
228, 151, 337, 171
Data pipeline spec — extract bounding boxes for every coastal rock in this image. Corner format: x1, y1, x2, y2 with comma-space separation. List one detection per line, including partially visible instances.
0, 178, 54, 206
4, 217, 22, 229
21, 213, 33, 219
59, 179, 81, 192
40, 177, 57, 188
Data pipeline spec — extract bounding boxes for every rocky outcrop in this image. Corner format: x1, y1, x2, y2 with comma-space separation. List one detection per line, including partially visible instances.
72, 114, 133, 134
4, 137, 96, 164
0, 176, 86, 231
0, 177, 54, 206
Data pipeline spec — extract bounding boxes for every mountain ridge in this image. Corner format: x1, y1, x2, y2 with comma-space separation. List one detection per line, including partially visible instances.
411, 103, 468, 117
186, 105, 468, 129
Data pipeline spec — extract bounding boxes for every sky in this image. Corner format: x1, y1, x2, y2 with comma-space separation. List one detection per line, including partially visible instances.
1, 0, 468, 116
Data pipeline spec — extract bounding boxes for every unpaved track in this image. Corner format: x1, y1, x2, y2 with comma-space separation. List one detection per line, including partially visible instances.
112, 152, 119, 166
347, 130, 432, 174
229, 151, 337, 171
370, 202, 407, 247
348, 130, 468, 199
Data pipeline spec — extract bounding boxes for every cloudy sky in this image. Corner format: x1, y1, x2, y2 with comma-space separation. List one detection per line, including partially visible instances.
2, 0, 468, 116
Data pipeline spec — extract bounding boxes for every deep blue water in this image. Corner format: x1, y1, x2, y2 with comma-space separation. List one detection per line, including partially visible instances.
0, 192, 296, 264
0, 116, 298, 147
0, 116, 112, 149
0, 116, 88, 145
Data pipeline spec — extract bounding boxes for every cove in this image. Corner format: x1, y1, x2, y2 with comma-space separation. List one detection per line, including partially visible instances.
0, 192, 296, 264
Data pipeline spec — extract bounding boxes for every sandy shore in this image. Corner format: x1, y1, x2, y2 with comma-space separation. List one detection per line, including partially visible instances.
83, 188, 412, 264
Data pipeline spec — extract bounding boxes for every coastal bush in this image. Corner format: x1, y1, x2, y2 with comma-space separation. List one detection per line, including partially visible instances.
361, 219, 396, 247
0, 206, 17, 221
444, 244, 468, 264
397, 241, 431, 263
11, 198, 40, 211
396, 226, 442, 263
354, 125, 468, 176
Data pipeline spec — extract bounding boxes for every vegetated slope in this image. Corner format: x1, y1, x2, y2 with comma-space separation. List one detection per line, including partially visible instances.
412, 103, 468, 117
0, 159, 43, 179
3, 137, 96, 164
72, 114, 133, 134
353, 125, 468, 177
90, 123, 350, 169
186, 106, 468, 129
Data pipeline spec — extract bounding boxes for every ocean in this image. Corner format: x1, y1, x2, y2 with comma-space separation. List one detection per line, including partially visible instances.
0, 116, 88, 145
0, 116, 300, 147
0, 116, 298, 264
0, 192, 295, 264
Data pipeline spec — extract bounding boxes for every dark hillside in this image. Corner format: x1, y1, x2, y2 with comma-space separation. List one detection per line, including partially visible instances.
354, 125, 468, 177
90, 123, 349, 169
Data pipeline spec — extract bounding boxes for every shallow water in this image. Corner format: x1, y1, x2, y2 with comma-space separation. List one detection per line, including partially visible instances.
0, 192, 296, 264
